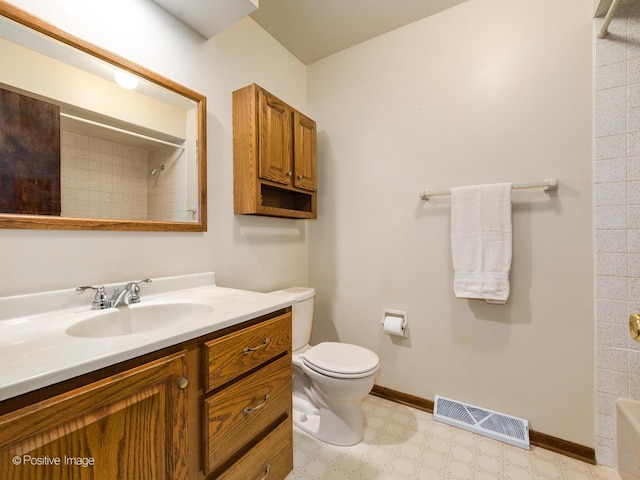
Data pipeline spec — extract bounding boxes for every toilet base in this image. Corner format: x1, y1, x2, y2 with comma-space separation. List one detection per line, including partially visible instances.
292, 401, 365, 446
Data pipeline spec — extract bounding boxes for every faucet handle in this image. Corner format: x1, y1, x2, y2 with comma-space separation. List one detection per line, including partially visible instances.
125, 278, 152, 304
75, 285, 111, 310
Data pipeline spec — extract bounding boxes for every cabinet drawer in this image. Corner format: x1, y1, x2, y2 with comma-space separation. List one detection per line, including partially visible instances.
216, 417, 293, 480
203, 354, 291, 475
204, 313, 291, 392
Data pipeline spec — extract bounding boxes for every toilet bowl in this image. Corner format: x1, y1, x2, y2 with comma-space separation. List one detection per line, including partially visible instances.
270, 287, 379, 446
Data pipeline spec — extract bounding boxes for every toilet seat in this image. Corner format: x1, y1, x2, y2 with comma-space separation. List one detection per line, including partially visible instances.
302, 342, 379, 379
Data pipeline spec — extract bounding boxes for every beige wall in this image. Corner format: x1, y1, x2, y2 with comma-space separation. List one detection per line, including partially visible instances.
307, 0, 594, 446
2, 0, 597, 452
1, 0, 309, 296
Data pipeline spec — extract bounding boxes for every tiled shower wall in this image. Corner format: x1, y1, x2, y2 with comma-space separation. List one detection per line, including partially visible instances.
147, 146, 187, 222
594, 5, 640, 466
60, 131, 148, 219
60, 132, 185, 221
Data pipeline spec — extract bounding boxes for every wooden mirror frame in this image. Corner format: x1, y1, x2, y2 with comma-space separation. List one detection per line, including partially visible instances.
0, 2, 207, 232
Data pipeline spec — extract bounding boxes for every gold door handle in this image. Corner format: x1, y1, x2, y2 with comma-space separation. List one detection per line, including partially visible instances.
630, 314, 640, 342
243, 394, 270, 416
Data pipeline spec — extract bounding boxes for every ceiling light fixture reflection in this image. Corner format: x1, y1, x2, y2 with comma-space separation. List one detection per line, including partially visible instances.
114, 70, 139, 90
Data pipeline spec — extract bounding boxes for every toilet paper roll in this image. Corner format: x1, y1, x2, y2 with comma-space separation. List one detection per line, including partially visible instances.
382, 315, 405, 336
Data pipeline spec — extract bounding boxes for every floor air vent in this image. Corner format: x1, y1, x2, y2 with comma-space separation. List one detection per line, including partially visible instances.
433, 395, 530, 450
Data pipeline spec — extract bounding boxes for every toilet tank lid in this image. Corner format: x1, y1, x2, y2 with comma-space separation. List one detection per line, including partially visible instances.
269, 287, 315, 301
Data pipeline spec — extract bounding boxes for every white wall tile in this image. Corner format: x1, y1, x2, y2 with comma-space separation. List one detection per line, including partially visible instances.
596, 205, 627, 229
629, 157, 640, 180
597, 111, 627, 136
596, 86, 628, 114
596, 41, 627, 67
595, 182, 627, 206
597, 298, 629, 324
596, 229, 627, 252
597, 392, 618, 415
629, 182, 640, 206
630, 84, 640, 108
597, 368, 630, 396
629, 229, 640, 252
629, 278, 640, 301
596, 158, 627, 182
630, 374, 640, 399
597, 322, 630, 347
596, 413, 616, 440
597, 345, 629, 372
596, 62, 627, 91
595, 135, 627, 160
629, 58, 640, 85
630, 131, 640, 156
60, 131, 148, 219
597, 253, 628, 276
629, 254, 640, 276
629, 205, 640, 229
596, 276, 628, 300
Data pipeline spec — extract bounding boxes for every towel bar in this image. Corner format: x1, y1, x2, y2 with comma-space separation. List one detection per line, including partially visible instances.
420, 178, 558, 201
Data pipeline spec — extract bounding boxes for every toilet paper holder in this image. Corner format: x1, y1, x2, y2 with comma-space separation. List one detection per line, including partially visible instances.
382, 309, 408, 336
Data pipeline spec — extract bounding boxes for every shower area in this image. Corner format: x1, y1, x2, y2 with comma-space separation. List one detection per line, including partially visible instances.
594, 0, 640, 468
60, 129, 188, 222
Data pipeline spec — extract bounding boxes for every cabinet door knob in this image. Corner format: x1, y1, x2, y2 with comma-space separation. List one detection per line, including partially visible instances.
286, 171, 293, 177
297, 174, 303, 180
177, 377, 189, 389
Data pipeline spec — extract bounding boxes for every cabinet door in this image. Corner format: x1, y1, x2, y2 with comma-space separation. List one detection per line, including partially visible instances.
293, 111, 317, 192
0, 351, 188, 480
258, 89, 293, 186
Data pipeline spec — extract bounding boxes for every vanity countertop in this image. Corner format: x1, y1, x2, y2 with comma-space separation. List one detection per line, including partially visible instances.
0, 273, 295, 402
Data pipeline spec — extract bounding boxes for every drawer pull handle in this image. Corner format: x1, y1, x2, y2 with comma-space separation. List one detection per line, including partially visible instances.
259, 463, 271, 480
243, 394, 270, 416
243, 338, 270, 354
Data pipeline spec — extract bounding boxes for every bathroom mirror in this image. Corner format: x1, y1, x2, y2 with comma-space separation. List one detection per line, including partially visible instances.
0, 2, 207, 231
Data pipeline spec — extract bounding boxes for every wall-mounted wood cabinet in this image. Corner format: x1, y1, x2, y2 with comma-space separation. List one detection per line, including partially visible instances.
233, 83, 317, 219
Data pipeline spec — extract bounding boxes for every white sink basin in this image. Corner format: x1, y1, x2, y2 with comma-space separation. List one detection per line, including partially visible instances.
65, 301, 213, 338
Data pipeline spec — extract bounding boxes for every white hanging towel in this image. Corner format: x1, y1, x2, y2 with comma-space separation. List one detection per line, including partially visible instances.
451, 183, 512, 304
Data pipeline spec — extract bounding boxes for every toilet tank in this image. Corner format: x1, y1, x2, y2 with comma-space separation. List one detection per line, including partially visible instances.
269, 287, 315, 351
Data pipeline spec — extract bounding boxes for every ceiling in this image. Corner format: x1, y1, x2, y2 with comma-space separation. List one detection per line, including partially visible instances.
250, 0, 470, 64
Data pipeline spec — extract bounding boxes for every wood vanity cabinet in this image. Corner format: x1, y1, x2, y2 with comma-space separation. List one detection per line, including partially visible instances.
0, 308, 293, 480
233, 83, 317, 219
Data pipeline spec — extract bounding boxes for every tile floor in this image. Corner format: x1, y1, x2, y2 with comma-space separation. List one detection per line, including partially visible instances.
286, 395, 621, 480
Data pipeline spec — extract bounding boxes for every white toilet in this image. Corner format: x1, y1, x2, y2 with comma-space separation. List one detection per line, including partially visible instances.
270, 287, 379, 446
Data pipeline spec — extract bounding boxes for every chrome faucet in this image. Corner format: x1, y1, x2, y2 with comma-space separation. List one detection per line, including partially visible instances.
76, 279, 152, 309
110, 279, 152, 307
